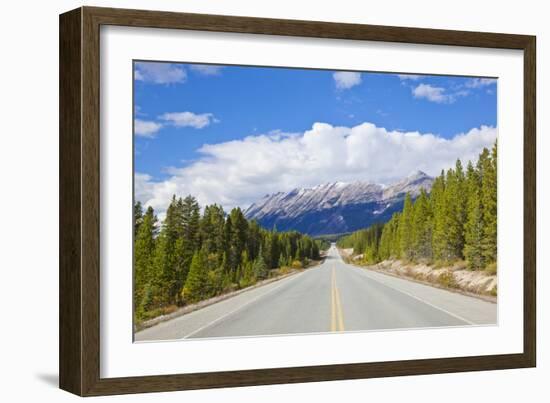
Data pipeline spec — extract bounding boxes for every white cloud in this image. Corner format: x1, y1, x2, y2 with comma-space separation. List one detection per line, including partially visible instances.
159, 112, 217, 129
397, 74, 422, 81
134, 119, 163, 138
134, 62, 187, 84
136, 122, 497, 215
412, 83, 469, 104
190, 65, 223, 76
135, 173, 155, 201
465, 78, 498, 88
412, 84, 449, 103
333, 72, 362, 89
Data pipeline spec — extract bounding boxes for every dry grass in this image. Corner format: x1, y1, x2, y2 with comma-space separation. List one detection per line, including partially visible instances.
484, 262, 497, 276
437, 271, 457, 289
452, 260, 468, 271
432, 260, 448, 269
136, 304, 179, 323
291, 260, 303, 269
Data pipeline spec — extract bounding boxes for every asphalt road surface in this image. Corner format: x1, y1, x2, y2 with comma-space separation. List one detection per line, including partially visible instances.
135, 245, 496, 341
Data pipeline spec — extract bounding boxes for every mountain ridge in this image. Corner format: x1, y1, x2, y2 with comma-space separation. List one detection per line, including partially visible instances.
244, 171, 433, 236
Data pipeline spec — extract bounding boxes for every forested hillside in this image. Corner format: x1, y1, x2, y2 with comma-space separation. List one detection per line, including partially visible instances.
338, 142, 497, 272
134, 196, 326, 322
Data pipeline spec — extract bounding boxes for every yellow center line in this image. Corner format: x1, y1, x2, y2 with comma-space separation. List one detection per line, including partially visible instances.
330, 265, 345, 332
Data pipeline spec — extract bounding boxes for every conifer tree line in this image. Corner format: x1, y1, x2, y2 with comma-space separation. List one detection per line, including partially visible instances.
134, 195, 324, 321
338, 142, 497, 271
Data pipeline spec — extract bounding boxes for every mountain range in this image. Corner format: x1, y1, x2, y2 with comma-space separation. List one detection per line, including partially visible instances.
244, 171, 434, 236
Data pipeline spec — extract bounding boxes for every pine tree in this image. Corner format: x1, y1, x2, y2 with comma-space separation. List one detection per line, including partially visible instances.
183, 250, 209, 303
134, 206, 157, 316
411, 189, 433, 261
312, 241, 320, 260
151, 196, 180, 305
278, 253, 287, 268
200, 204, 225, 255
295, 242, 303, 262
481, 144, 497, 265
399, 193, 414, 260
179, 195, 201, 285
134, 201, 144, 237
181, 195, 200, 249
378, 221, 392, 260
334, 141, 497, 271
262, 232, 274, 269
270, 232, 281, 267
254, 250, 269, 279
431, 172, 449, 261
246, 220, 262, 261
238, 250, 256, 287
445, 160, 466, 260
393, 214, 401, 258
464, 161, 485, 269
229, 207, 248, 273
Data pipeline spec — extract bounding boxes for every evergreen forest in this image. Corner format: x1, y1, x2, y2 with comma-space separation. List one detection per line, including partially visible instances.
337, 142, 497, 272
134, 196, 328, 322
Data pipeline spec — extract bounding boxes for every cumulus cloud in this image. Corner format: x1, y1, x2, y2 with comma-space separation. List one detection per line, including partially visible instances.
412, 83, 469, 104
465, 78, 498, 88
397, 74, 422, 81
134, 62, 187, 84
190, 64, 223, 76
159, 112, 217, 129
412, 84, 449, 103
136, 122, 497, 215
333, 72, 362, 89
134, 119, 163, 137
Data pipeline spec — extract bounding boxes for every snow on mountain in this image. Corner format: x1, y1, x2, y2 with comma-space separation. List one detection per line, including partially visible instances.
244, 171, 433, 236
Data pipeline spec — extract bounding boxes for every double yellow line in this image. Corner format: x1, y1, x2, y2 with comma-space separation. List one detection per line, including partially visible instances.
330, 266, 345, 332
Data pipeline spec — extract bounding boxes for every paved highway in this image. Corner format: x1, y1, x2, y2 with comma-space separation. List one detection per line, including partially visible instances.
135, 246, 496, 341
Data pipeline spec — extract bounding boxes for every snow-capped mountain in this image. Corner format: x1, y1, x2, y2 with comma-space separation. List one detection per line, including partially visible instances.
244, 171, 433, 236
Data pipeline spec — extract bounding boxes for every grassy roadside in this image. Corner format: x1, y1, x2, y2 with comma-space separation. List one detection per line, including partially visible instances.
338, 248, 497, 303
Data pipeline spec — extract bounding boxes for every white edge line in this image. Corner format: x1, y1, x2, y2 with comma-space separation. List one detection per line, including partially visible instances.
345, 260, 478, 326
182, 269, 309, 339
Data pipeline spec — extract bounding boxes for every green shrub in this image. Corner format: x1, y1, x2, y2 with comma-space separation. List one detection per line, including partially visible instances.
291, 260, 303, 269
484, 262, 497, 275
438, 271, 457, 288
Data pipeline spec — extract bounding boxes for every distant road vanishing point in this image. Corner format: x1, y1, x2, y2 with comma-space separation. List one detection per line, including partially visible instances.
135, 246, 497, 342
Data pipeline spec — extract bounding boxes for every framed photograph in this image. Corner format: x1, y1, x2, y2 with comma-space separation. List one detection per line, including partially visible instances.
59, 6, 536, 396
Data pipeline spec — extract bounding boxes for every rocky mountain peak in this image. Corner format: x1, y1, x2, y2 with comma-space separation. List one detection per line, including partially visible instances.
244, 173, 433, 236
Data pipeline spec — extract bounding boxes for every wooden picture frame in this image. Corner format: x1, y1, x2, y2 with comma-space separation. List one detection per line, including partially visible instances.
59, 6, 536, 396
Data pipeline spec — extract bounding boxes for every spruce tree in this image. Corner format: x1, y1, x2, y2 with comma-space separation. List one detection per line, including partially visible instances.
399, 193, 414, 260
134, 206, 157, 315
445, 161, 466, 260
262, 232, 274, 269
183, 250, 209, 303
254, 250, 269, 279
390, 212, 402, 258
179, 195, 201, 284
464, 161, 485, 269
246, 220, 262, 261
411, 189, 432, 261
431, 172, 449, 261
238, 250, 255, 287
134, 201, 144, 237
378, 222, 392, 260
229, 207, 249, 272
481, 144, 497, 265
151, 196, 180, 305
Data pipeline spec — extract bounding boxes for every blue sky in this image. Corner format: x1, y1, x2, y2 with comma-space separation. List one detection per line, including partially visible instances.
134, 61, 497, 214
